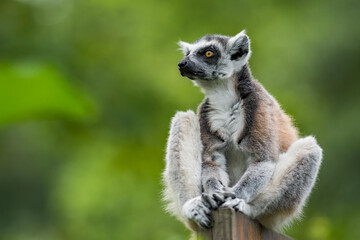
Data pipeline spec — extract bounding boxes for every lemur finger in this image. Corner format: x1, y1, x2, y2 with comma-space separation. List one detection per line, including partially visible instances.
223, 197, 235, 204
202, 193, 218, 209
200, 196, 211, 209
233, 200, 245, 213
233, 205, 242, 213
218, 180, 225, 187
221, 198, 240, 209
220, 201, 232, 208
195, 202, 211, 216
199, 204, 211, 215
199, 219, 212, 229
221, 186, 236, 199
212, 193, 225, 204
221, 198, 246, 213
224, 192, 236, 199
193, 211, 212, 229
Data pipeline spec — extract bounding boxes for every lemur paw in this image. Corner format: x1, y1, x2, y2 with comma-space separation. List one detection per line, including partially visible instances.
182, 196, 212, 229
202, 187, 236, 209
202, 193, 223, 209
222, 187, 237, 199
221, 198, 250, 215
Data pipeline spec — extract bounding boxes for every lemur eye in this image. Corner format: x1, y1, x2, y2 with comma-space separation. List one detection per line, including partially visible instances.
205, 51, 214, 57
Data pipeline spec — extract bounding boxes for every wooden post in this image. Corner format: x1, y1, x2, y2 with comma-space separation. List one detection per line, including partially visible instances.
197, 208, 293, 240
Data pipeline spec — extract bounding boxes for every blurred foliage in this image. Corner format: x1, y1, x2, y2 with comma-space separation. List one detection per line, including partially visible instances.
0, 62, 93, 126
0, 0, 359, 239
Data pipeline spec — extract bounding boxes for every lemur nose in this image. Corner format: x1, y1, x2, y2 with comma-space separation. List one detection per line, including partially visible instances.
178, 60, 187, 69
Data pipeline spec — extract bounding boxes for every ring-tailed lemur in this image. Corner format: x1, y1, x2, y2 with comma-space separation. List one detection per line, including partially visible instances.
163, 30, 322, 232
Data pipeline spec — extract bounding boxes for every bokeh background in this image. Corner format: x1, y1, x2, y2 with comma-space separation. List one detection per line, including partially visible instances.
1, 0, 360, 239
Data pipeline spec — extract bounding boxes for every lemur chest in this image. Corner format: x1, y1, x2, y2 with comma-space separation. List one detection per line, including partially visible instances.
208, 100, 245, 143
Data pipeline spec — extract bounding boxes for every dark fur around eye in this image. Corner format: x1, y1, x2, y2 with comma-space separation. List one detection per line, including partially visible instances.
197, 46, 220, 64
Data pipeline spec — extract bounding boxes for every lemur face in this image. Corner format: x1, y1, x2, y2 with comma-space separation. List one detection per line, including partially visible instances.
178, 30, 251, 81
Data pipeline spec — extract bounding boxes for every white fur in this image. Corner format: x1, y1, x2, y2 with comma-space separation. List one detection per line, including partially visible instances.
204, 78, 245, 144
178, 41, 192, 55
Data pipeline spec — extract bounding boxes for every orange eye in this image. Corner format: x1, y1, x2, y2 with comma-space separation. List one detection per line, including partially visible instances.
205, 51, 213, 57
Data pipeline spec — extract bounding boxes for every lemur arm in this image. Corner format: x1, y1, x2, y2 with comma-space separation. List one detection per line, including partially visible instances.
231, 159, 275, 203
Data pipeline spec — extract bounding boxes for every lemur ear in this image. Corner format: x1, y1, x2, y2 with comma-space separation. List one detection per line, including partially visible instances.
178, 41, 192, 55
227, 30, 250, 60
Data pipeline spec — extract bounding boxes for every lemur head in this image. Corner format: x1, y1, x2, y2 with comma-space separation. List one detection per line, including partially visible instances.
178, 30, 251, 81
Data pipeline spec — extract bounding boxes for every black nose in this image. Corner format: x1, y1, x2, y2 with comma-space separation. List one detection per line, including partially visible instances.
178, 60, 187, 69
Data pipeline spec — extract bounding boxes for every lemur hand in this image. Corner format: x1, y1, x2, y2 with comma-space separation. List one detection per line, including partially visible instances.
221, 197, 245, 211
202, 186, 236, 209
221, 197, 252, 217
182, 196, 212, 229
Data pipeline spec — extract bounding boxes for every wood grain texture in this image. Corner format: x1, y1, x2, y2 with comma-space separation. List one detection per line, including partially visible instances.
197, 208, 293, 240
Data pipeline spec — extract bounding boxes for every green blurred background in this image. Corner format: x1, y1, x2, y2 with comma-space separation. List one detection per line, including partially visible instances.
0, 0, 359, 239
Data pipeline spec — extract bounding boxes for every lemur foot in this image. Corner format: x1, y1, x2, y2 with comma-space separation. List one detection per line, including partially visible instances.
221, 198, 251, 215
182, 196, 212, 229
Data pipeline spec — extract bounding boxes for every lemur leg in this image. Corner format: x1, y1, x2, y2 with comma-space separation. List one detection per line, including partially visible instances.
236, 136, 323, 229
163, 110, 211, 230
